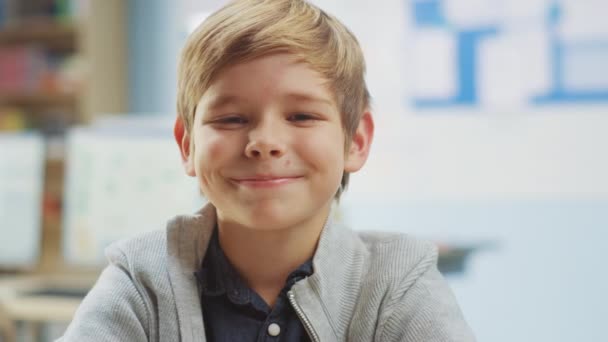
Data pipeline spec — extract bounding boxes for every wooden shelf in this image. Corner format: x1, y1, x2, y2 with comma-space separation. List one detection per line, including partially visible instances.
0, 0, 127, 285
0, 93, 77, 108
0, 21, 76, 51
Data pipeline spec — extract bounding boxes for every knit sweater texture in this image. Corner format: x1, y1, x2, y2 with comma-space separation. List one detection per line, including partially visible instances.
58, 203, 475, 341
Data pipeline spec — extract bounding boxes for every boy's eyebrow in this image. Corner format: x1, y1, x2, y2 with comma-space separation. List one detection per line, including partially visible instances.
283, 92, 335, 107
204, 92, 335, 109
205, 94, 242, 109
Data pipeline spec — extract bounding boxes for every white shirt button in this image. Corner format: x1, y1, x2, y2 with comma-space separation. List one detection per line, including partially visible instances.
267, 323, 281, 337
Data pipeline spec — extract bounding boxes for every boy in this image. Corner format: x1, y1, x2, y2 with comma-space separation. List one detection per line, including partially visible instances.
60, 0, 474, 341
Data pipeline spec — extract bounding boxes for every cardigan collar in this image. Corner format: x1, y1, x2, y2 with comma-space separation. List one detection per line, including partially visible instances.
166, 202, 366, 341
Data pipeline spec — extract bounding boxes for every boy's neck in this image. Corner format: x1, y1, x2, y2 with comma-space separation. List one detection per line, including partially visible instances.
215, 204, 331, 307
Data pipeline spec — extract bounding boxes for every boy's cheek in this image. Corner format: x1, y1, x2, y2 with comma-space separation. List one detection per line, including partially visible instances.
205, 140, 228, 161
301, 130, 345, 160
196, 131, 234, 161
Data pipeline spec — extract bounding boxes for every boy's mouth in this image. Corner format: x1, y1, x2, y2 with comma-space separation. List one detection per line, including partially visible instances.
230, 175, 303, 188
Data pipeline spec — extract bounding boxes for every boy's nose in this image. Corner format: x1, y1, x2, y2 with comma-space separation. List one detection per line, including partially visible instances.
244, 125, 286, 159
245, 144, 284, 159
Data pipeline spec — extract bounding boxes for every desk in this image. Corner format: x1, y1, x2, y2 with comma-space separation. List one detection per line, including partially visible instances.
0, 274, 98, 342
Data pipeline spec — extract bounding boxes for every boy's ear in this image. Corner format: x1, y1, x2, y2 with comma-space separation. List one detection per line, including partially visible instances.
174, 116, 196, 177
344, 111, 374, 173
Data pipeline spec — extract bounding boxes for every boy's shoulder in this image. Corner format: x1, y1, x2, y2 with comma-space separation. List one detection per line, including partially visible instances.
357, 229, 437, 260
104, 228, 168, 273
321, 219, 439, 290
102, 219, 438, 271
102, 210, 210, 280
352, 229, 439, 281
100, 214, 440, 297
103, 208, 206, 264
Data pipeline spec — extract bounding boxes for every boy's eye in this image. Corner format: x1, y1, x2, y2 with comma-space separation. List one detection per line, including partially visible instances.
212, 116, 248, 125
220, 116, 247, 123
288, 113, 316, 122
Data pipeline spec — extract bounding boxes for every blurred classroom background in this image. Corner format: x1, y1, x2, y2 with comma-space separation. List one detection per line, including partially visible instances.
0, 0, 607, 341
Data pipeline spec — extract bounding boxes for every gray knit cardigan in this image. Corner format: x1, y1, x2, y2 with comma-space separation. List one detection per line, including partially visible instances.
59, 203, 475, 341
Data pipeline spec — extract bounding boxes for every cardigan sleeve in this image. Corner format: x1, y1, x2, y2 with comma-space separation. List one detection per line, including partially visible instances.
57, 252, 150, 341
378, 250, 476, 342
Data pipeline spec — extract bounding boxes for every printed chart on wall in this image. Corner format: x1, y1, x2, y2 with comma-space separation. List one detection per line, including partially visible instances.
62, 119, 205, 265
315, 0, 608, 204
407, 0, 608, 108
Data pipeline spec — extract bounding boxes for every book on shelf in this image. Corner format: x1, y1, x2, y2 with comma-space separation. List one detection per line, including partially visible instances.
0, 106, 28, 131
0, 0, 75, 26
0, 45, 82, 97
0, 46, 46, 94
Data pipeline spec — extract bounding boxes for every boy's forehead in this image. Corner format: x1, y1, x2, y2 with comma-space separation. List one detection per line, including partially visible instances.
198, 54, 337, 109
200, 91, 336, 109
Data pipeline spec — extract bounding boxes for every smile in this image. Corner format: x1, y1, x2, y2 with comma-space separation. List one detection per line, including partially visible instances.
230, 176, 303, 188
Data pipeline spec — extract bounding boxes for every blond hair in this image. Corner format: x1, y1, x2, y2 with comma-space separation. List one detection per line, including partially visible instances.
177, 0, 370, 197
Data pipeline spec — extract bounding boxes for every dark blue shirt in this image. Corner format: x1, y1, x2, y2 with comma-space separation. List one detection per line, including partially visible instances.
195, 229, 313, 342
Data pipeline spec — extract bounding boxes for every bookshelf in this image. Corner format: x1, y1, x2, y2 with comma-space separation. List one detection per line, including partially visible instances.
0, 93, 77, 107
0, 21, 76, 51
0, 0, 128, 273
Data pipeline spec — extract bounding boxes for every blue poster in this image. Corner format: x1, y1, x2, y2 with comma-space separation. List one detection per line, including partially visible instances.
408, 0, 608, 108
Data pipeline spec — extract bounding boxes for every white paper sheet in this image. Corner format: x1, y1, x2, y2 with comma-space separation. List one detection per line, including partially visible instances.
0, 133, 45, 268
63, 123, 205, 265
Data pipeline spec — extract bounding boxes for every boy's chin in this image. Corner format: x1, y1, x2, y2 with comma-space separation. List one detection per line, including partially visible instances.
242, 209, 300, 231
230, 203, 314, 232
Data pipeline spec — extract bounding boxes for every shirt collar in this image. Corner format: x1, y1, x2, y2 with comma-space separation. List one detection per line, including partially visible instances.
170, 202, 359, 341
195, 225, 314, 306
196, 228, 251, 304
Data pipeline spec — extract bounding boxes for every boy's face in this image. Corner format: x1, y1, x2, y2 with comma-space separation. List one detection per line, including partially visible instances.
179, 53, 372, 231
